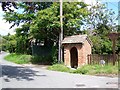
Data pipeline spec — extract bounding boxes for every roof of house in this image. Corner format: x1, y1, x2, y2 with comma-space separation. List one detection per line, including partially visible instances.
62, 34, 92, 46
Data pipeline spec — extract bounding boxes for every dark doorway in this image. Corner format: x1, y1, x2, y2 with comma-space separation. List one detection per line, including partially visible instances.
70, 47, 78, 68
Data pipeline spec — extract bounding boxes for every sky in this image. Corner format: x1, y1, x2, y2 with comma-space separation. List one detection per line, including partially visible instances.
0, 0, 119, 36
0, 5, 17, 36
106, 2, 118, 24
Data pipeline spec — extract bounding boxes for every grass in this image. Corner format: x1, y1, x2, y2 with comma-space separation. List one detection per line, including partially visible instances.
47, 64, 118, 75
4, 53, 32, 64
47, 64, 72, 72
4, 53, 54, 65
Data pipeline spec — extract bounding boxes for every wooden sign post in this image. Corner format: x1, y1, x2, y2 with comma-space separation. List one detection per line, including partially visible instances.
108, 32, 120, 65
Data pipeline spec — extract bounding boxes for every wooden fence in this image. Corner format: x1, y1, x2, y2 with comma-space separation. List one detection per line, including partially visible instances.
87, 54, 120, 65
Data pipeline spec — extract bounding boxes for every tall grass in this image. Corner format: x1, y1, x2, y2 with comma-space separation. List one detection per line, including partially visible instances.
48, 64, 118, 75
4, 53, 32, 64
47, 64, 72, 72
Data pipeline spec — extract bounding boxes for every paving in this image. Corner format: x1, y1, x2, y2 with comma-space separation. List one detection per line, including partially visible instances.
0, 52, 119, 88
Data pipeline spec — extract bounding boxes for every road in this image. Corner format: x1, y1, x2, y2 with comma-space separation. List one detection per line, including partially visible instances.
0, 52, 119, 88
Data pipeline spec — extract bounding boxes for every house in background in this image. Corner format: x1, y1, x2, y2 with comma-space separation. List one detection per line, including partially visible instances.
62, 34, 92, 68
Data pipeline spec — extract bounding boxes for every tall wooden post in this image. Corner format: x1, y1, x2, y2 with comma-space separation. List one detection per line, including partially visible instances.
108, 32, 119, 65
58, 0, 63, 63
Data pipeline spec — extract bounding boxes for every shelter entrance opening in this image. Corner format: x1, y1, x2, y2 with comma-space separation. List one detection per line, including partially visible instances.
70, 47, 78, 69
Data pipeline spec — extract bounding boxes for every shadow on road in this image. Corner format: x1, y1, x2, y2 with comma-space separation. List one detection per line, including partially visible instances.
2, 65, 43, 81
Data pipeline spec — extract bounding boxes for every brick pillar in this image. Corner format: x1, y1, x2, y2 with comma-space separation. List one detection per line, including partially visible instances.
77, 45, 83, 67
64, 45, 71, 67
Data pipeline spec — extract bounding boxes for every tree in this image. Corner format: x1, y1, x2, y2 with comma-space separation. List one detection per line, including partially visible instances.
2, 34, 16, 53
3, 2, 52, 28
86, 2, 116, 32
3, 2, 52, 54
30, 2, 89, 45
15, 24, 30, 54
85, 2, 116, 54
1, 2, 17, 12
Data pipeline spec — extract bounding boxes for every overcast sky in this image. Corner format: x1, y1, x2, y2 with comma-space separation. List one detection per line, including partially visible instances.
0, 0, 119, 36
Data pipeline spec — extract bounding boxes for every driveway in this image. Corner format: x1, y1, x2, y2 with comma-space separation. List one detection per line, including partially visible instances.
0, 52, 119, 88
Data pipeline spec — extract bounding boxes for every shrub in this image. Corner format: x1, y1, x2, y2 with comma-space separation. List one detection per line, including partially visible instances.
31, 55, 52, 65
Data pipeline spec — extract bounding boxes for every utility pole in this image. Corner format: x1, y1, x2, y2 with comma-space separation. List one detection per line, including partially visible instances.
58, 0, 63, 63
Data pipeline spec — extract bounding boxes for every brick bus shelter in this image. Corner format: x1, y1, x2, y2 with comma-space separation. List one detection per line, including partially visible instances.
62, 34, 92, 68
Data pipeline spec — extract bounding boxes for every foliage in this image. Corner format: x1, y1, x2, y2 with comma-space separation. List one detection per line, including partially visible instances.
3, 2, 52, 54
84, 2, 117, 54
2, 34, 16, 53
90, 35, 112, 54
85, 2, 116, 31
30, 2, 89, 44
31, 46, 58, 64
15, 24, 30, 54
3, 2, 52, 28
31, 55, 52, 65
0, 35, 8, 51
1, 2, 17, 12
4, 53, 32, 64
51, 46, 58, 64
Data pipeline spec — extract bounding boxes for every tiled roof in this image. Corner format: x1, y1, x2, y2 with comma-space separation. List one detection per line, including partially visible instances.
62, 34, 92, 45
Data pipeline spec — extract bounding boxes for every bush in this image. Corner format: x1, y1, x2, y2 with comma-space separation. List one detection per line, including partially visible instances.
31, 55, 52, 65
30, 46, 58, 65
51, 46, 58, 64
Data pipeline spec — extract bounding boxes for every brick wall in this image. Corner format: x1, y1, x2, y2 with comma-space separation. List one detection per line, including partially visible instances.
83, 40, 91, 65
63, 41, 91, 68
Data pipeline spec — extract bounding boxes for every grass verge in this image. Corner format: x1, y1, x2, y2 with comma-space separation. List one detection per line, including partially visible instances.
4, 53, 55, 65
4, 53, 32, 64
47, 64, 118, 76
47, 64, 72, 72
